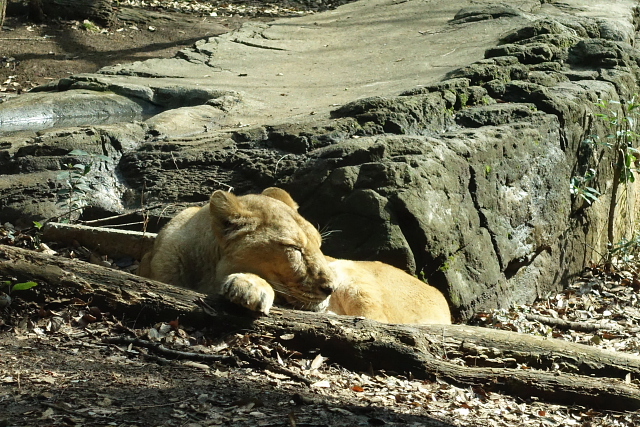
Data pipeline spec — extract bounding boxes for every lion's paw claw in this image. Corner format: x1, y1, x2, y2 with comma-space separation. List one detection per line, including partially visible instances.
220, 273, 275, 315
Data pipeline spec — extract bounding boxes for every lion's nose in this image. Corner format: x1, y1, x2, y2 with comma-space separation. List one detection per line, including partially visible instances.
319, 284, 334, 296
315, 269, 335, 296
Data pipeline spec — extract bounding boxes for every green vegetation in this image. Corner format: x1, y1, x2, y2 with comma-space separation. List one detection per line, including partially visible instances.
458, 92, 469, 108
438, 253, 458, 273
31, 220, 44, 246
570, 168, 600, 205
438, 260, 451, 272
2, 280, 38, 292
81, 20, 99, 32
480, 96, 492, 105
573, 96, 640, 266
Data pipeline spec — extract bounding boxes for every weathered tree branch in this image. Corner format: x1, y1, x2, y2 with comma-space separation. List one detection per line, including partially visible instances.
41, 222, 156, 260
0, 0, 7, 29
40, 0, 116, 27
1, 244, 639, 410
525, 313, 604, 332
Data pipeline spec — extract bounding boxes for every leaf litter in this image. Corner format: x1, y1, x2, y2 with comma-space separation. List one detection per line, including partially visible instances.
3, 222, 640, 425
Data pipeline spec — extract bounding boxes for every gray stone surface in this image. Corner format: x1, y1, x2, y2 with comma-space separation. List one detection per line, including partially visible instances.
0, 90, 158, 134
2, 0, 640, 319
0, 0, 542, 132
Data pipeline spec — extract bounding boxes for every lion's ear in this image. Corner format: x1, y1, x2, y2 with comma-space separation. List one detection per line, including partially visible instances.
261, 187, 299, 210
209, 190, 254, 239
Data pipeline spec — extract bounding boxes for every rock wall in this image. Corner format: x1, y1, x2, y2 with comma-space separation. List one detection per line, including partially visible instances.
284, 13, 640, 317
2, 5, 640, 319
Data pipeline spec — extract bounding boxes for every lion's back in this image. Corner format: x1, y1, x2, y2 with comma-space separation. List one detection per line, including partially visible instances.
328, 259, 451, 324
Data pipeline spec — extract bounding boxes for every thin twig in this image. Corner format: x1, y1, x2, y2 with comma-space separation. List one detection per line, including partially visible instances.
233, 348, 313, 386
41, 402, 94, 418
274, 154, 292, 175
102, 334, 312, 385
210, 178, 234, 192
119, 402, 177, 411
525, 313, 612, 332
78, 205, 162, 225
170, 152, 179, 170
0, 37, 55, 41
102, 336, 232, 362
95, 221, 147, 228
28, 205, 94, 231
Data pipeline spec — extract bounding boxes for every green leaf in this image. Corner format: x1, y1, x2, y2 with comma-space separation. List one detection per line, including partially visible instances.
33, 221, 43, 229
585, 187, 601, 195
69, 149, 90, 156
12, 281, 38, 291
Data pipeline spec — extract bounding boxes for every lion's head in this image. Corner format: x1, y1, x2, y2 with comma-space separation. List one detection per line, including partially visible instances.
209, 187, 336, 311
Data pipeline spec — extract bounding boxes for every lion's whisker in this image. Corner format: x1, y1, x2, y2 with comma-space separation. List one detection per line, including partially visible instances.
270, 282, 328, 308
271, 286, 294, 298
318, 224, 340, 241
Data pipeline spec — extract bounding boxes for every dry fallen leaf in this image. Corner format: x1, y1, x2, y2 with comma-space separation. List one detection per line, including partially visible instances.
309, 353, 326, 371
183, 361, 210, 371
310, 380, 331, 388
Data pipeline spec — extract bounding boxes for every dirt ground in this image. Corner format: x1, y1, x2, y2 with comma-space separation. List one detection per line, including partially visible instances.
0, 311, 456, 427
0, 1, 265, 98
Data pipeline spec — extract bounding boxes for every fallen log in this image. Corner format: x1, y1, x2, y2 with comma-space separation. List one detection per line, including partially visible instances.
238, 309, 640, 411
40, 0, 116, 27
1, 243, 639, 410
42, 222, 156, 260
0, 244, 203, 324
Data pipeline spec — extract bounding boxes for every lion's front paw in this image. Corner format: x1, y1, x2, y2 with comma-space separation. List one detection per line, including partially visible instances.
219, 273, 275, 315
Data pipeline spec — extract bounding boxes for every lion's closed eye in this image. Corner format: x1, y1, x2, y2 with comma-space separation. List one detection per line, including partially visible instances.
286, 245, 303, 259
283, 245, 305, 274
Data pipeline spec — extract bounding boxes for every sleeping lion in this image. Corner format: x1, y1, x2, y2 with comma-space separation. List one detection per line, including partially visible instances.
139, 188, 451, 324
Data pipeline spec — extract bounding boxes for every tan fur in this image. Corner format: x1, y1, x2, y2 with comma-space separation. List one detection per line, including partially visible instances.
140, 187, 451, 324
326, 258, 451, 324
139, 188, 335, 314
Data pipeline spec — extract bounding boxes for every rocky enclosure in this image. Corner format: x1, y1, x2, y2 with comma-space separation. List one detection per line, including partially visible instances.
2, 0, 640, 319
